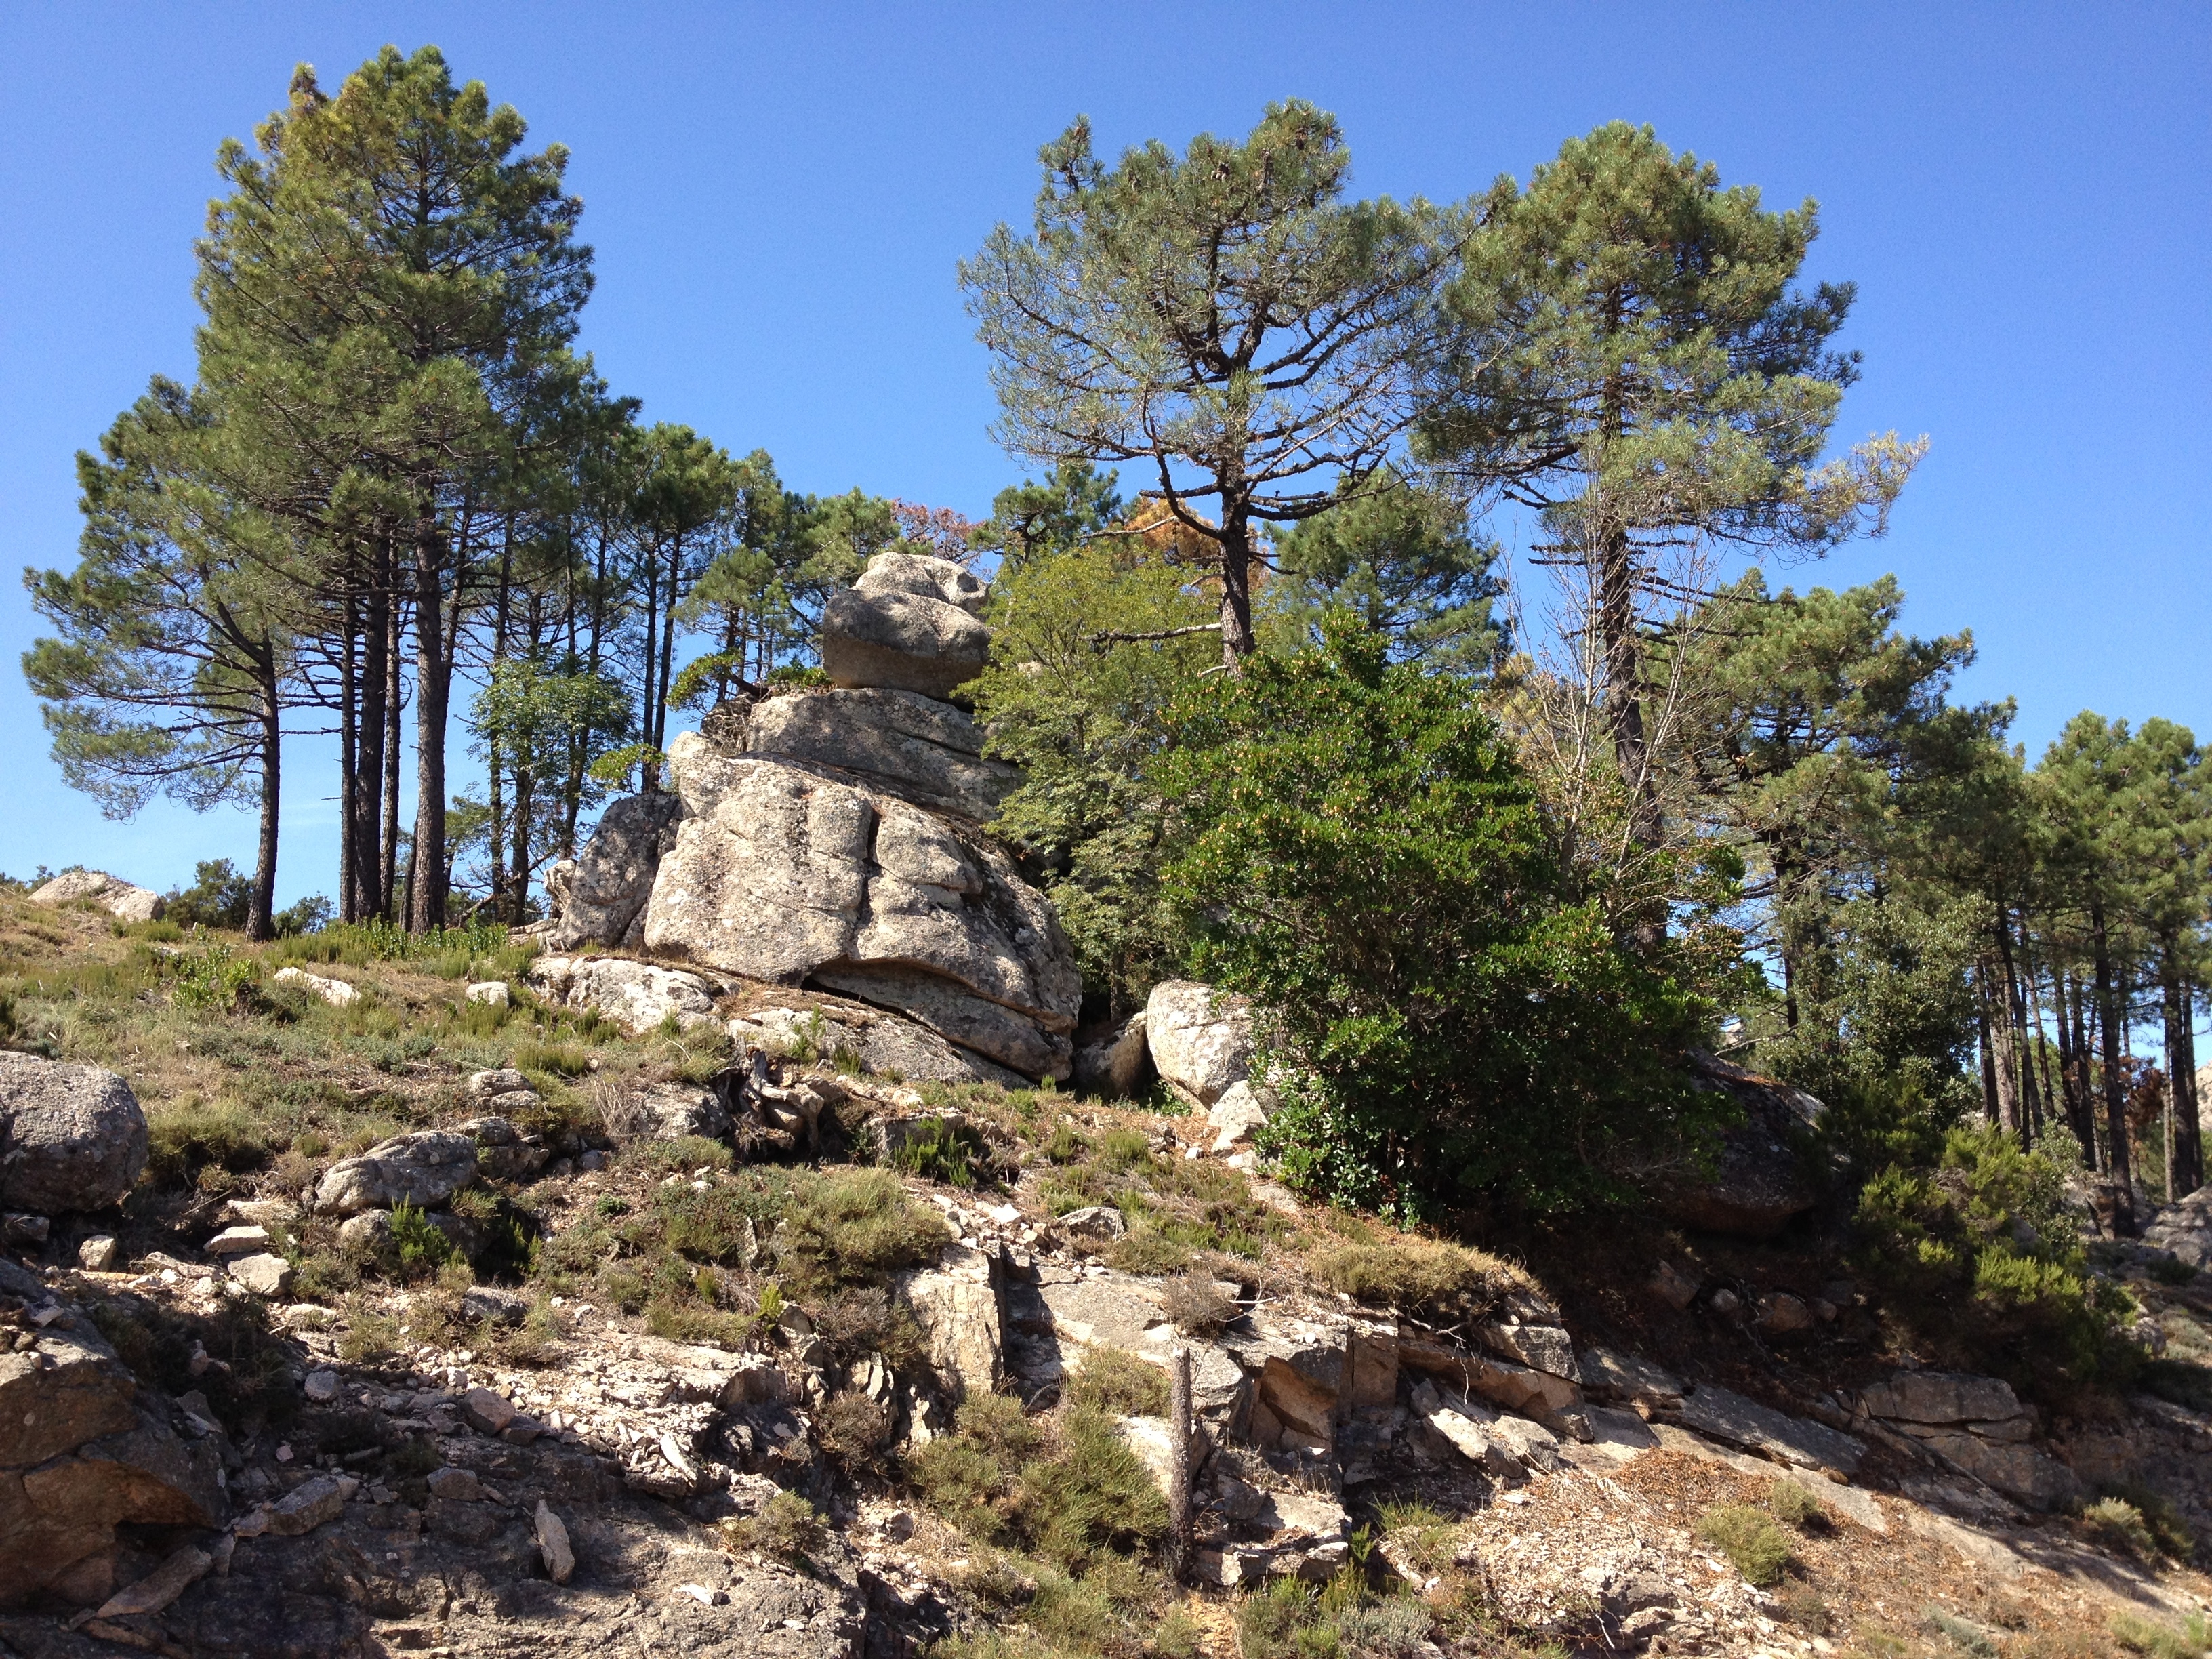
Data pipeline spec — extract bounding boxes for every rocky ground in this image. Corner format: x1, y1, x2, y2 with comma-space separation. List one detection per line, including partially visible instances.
3, 891, 2212, 1659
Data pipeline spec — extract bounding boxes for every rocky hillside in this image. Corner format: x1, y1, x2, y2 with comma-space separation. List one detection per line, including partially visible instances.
2, 881, 2211, 1658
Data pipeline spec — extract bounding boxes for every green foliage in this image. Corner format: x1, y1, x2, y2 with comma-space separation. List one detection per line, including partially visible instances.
164, 859, 255, 930
776, 1168, 951, 1294
966, 535, 1216, 1010
1766, 1478, 1827, 1530
1163, 620, 1719, 1216
723, 1490, 825, 1563
1695, 1504, 1792, 1586
145, 1097, 270, 1188
2110, 1609, 2212, 1658
1853, 1125, 2136, 1395
170, 935, 258, 1012
2097, 1483, 2194, 1561
886, 1115, 987, 1188
1265, 473, 1505, 671
388, 1202, 457, 1278
1065, 1347, 1168, 1416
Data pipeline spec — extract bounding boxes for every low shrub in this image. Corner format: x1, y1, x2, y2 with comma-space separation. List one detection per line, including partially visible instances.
2098, 1482, 2196, 1560
777, 1167, 950, 1294
1854, 1125, 2140, 1397
723, 1490, 824, 1563
2111, 1609, 2212, 1658
1066, 1345, 1168, 1416
1767, 1477, 1828, 1530
888, 1115, 989, 1188
619, 1134, 737, 1174
145, 1097, 270, 1189
1160, 1269, 1237, 1337
85, 1292, 294, 1431
2081, 1496, 2158, 1560
1695, 1503, 1792, 1586
1305, 1231, 1525, 1322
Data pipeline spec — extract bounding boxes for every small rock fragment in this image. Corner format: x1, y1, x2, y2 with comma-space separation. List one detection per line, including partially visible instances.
268, 1476, 346, 1536
93, 1546, 211, 1619
3, 1212, 52, 1245
302, 1368, 340, 1404
205, 1225, 272, 1258
1647, 1260, 1701, 1310
78, 1235, 119, 1271
426, 1466, 482, 1502
674, 1583, 727, 1606
536, 1500, 575, 1584
1706, 1286, 1740, 1317
465, 981, 510, 1007
1056, 1204, 1127, 1244
226, 1252, 293, 1297
461, 1386, 517, 1434
1756, 1292, 1814, 1334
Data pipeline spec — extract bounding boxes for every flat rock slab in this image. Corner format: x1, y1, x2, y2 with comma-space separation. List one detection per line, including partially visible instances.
1672, 1382, 1865, 1475
1860, 1370, 2023, 1426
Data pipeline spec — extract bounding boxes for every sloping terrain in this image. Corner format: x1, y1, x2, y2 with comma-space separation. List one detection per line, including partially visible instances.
0, 891, 2207, 1659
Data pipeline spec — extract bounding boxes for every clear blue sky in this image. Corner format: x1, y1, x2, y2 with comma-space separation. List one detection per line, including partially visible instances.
1, 3, 2204, 906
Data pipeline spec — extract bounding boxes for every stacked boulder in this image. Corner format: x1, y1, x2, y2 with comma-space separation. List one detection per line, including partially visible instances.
543, 551, 1082, 1084
27, 870, 165, 924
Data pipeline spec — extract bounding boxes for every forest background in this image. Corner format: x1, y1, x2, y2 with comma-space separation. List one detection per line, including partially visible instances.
2, 3, 2205, 915
0, 7, 2205, 1364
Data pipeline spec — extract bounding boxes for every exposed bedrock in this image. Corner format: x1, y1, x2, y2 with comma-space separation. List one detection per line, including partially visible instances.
644, 733, 1080, 1080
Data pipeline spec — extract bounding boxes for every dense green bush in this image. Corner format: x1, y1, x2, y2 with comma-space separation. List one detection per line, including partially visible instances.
1160, 620, 1723, 1217
1853, 1125, 2137, 1395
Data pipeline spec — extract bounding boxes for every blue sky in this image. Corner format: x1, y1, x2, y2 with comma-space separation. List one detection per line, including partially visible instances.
1, 2, 2205, 905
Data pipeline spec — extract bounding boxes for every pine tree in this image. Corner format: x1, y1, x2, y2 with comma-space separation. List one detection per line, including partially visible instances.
1423, 123, 1923, 875
962, 101, 1461, 665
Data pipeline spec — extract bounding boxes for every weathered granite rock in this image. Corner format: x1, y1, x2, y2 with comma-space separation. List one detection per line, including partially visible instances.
530, 953, 720, 1034
312, 1130, 478, 1216
731, 1003, 1030, 1088
1915, 1431, 2078, 1510
0, 1051, 148, 1214
820, 553, 994, 700
1861, 1370, 2024, 1427
28, 869, 165, 924
453, 1114, 550, 1181
0, 1261, 226, 1605
741, 687, 1022, 822
1145, 981, 1254, 1107
1208, 1080, 1271, 1153
605, 1083, 732, 1145
898, 1243, 1003, 1402
1672, 1381, 1864, 1475
814, 962, 1068, 1078
647, 737, 1079, 1080
2144, 1188, 2212, 1268
270, 965, 360, 1006
1073, 1015, 1153, 1099
1654, 1053, 1826, 1238
542, 790, 686, 950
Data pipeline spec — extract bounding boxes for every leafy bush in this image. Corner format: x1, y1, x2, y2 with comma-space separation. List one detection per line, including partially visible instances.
1695, 1504, 1792, 1586
1767, 1477, 1828, 1530
163, 859, 254, 930
169, 936, 258, 1012
1161, 620, 1720, 1218
1854, 1125, 2137, 1395
888, 1115, 987, 1187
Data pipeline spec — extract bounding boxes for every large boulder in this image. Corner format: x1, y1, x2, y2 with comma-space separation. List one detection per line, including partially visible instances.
0, 1052, 148, 1214
28, 870, 165, 924
731, 1003, 1030, 1088
1145, 981, 1254, 1107
819, 553, 994, 701
529, 954, 720, 1035
541, 791, 685, 950
646, 735, 1080, 1080
1073, 1014, 1154, 1100
0, 1261, 226, 1605
739, 686, 1021, 822
312, 1130, 478, 1216
2144, 1186, 2212, 1267
1652, 1054, 1826, 1239
605, 1083, 733, 1145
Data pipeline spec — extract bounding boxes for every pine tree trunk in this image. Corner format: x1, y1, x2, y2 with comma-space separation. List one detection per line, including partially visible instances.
2091, 899, 2136, 1232
1216, 500, 1255, 668
338, 588, 359, 924
247, 656, 281, 943
409, 513, 450, 933
359, 548, 392, 920
2161, 940, 2202, 1196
